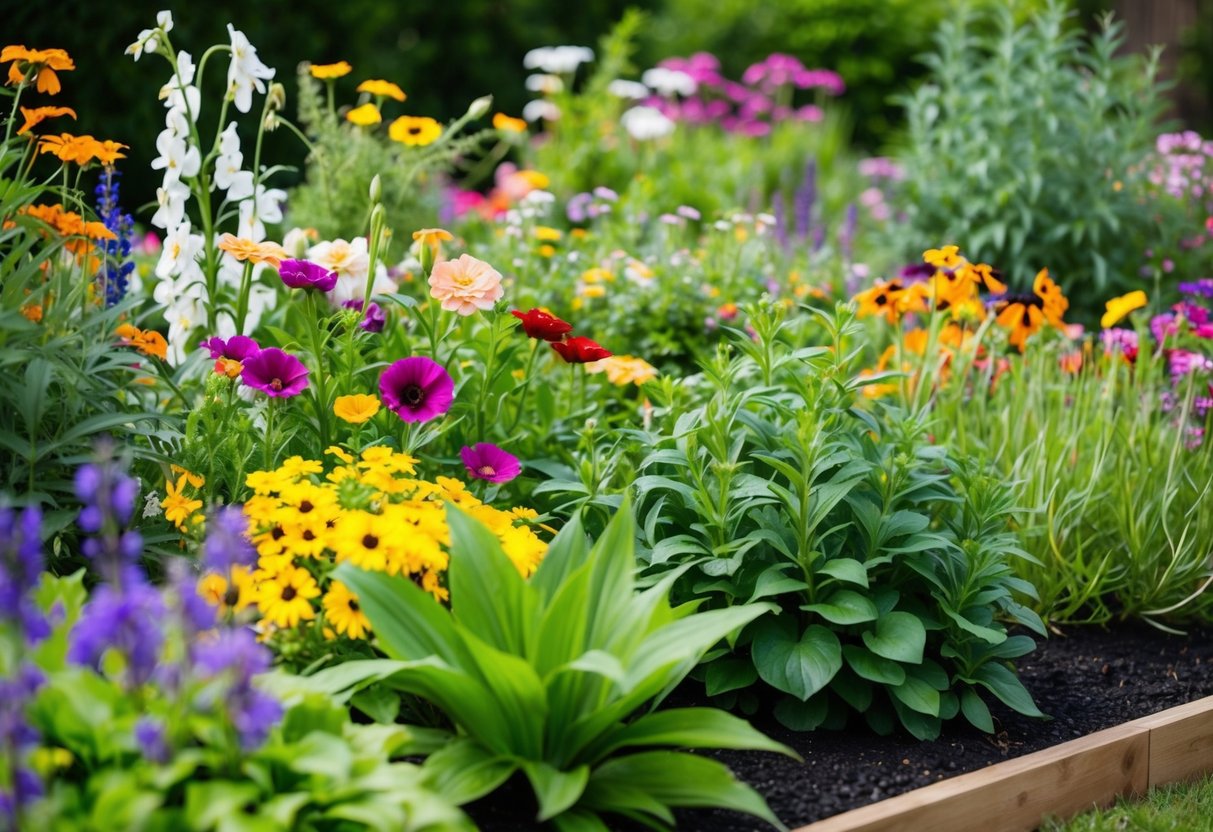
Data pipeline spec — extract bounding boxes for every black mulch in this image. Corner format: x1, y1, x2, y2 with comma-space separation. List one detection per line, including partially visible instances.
468, 622, 1213, 831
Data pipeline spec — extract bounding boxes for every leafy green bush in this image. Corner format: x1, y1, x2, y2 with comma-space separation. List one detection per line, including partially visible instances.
626, 304, 1044, 739
318, 505, 793, 830
892, 1, 1172, 314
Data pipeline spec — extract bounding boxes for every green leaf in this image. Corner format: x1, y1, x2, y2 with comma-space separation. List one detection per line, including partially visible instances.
747, 565, 809, 602
445, 504, 538, 655
818, 558, 869, 588
522, 761, 590, 821
960, 687, 995, 733
595, 708, 797, 761
862, 611, 926, 664
971, 663, 1045, 718
773, 696, 829, 731
705, 657, 758, 696
583, 752, 786, 830
802, 589, 878, 625
842, 644, 906, 686
423, 739, 518, 805
185, 781, 261, 829
890, 676, 941, 717
752, 620, 842, 701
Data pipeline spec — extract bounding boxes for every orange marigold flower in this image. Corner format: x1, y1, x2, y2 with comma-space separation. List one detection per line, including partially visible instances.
116, 324, 168, 360
217, 233, 287, 267
17, 105, 76, 135
310, 61, 352, 80
38, 133, 127, 167
2, 45, 74, 94
20, 304, 42, 323
356, 79, 406, 102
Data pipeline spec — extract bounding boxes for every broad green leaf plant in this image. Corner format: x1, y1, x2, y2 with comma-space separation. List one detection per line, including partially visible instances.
316, 502, 795, 831
629, 303, 1046, 739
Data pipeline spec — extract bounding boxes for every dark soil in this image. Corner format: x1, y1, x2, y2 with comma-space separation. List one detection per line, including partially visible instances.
467, 622, 1213, 831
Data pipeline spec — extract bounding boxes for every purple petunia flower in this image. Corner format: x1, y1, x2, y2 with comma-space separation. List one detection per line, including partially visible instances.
200, 335, 261, 361
460, 443, 522, 483
278, 258, 338, 292
241, 348, 309, 398
379, 357, 454, 423
342, 299, 386, 333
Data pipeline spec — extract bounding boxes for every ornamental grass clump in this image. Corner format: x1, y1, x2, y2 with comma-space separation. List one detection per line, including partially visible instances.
315, 504, 795, 830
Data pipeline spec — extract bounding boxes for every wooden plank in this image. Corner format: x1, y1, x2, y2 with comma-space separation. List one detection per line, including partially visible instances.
792, 723, 1149, 832
1133, 696, 1213, 788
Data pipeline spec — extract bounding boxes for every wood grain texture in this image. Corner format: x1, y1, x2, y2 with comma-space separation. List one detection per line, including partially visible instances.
1135, 697, 1213, 788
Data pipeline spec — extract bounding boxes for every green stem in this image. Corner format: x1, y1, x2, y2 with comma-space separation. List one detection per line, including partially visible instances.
507, 339, 542, 436
306, 292, 332, 448
474, 313, 501, 439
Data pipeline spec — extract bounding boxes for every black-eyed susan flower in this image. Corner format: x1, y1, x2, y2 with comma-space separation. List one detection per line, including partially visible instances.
256, 564, 320, 628
323, 581, 371, 639
853, 278, 910, 323
388, 115, 442, 147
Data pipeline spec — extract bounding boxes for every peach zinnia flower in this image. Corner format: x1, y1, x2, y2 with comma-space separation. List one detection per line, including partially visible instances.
428, 254, 503, 316
217, 233, 287, 267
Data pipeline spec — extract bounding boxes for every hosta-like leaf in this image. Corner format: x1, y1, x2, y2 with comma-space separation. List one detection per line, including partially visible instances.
522, 761, 590, 821
802, 589, 878, 625
862, 611, 926, 664
752, 619, 842, 701
423, 739, 517, 805
590, 708, 797, 762
841, 644, 906, 686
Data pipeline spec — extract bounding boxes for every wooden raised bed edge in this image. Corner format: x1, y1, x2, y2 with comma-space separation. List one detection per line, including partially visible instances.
791, 695, 1213, 832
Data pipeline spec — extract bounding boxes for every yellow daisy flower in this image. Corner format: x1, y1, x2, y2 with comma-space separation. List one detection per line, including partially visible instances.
346, 103, 382, 126
388, 115, 442, 147
323, 581, 371, 639
334, 394, 380, 424
310, 61, 352, 79
257, 564, 320, 628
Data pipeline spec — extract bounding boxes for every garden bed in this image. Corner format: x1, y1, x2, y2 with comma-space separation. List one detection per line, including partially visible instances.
676, 622, 1213, 831
466, 622, 1213, 831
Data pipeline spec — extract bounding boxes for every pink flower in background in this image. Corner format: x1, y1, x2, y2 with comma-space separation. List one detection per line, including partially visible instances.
428, 254, 504, 315
460, 443, 521, 483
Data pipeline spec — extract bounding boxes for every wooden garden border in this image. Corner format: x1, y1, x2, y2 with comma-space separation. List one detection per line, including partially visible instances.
792, 695, 1213, 832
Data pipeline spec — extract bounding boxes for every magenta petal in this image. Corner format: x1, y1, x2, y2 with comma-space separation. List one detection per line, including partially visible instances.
461, 443, 521, 483
379, 357, 454, 422
241, 348, 309, 397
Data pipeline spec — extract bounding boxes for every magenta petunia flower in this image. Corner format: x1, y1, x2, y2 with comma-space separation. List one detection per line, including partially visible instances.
279, 259, 338, 292
200, 335, 261, 361
460, 443, 521, 483
379, 357, 454, 422
240, 348, 309, 397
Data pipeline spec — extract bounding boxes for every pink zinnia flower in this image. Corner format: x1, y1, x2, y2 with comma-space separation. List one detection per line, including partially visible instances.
428, 254, 504, 316
379, 357, 454, 422
460, 443, 521, 483
200, 335, 260, 361
279, 259, 338, 292
240, 348, 309, 397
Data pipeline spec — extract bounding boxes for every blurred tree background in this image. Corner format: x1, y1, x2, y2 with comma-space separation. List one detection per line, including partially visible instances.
8, 0, 1208, 214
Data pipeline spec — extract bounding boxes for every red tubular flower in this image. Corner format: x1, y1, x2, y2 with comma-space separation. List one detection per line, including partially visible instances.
552, 336, 611, 363
511, 308, 573, 341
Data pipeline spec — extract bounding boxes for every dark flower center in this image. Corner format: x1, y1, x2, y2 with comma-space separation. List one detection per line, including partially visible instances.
281, 586, 297, 601
223, 586, 240, 607
302, 530, 315, 541
408, 126, 421, 135
349, 600, 360, 612
362, 534, 379, 549
271, 526, 285, 540
299, 500, 314, 513
402, 384, 424, 406
270, 377, 283, 391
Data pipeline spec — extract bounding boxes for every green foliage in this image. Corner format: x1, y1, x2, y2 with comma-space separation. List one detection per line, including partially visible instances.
286, 66, 496, 254
319, 504, 793, 830
924, 325, 1213, 629
892, 1, 1172, 315
626, 303, 1044, 738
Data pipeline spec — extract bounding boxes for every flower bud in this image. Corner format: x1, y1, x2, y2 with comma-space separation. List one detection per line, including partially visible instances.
466, 95, 493, 120
368, 174, 382, 205
268, 82, 287, 111
263, 112, 280, 132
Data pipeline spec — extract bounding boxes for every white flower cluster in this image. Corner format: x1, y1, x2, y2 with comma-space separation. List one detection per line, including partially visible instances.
620, 106, 675, 141
523, 46, 593, 75
133, 13, 283, 362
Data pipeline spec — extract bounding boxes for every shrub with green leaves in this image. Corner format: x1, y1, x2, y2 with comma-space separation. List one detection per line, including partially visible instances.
892, 1, 1173, 314
315, 504, 794, 831
626, 304, 1045, 739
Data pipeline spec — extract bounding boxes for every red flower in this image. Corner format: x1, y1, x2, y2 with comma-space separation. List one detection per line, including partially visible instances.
511, 308, 573, 341
552, 336, 611, 363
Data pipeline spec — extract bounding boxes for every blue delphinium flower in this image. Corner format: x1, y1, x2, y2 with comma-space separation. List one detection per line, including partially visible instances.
94, 167, 135, 307
191, 628, 282, 749
0, 506, 50, 644
0, 665, 46, 825
202, 506, 257, 573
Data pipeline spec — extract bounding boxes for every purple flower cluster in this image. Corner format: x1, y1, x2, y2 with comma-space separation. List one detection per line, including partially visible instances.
342, 298, 386, 333
191, 628, 282, 750
1150, 131, 1213, 200
202, 506, 257, 572
639, 51, 843, 137
566, 186, 618, 223
0, 664, 45, 824
0, 507, 50, 644
73, 456, 141, 579
69, 581, 167, 687
93, 167, 134, 307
